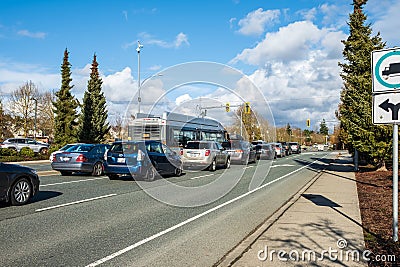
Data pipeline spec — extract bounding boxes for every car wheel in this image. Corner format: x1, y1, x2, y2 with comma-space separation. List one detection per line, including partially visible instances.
91, 162, 103, 176
209, 159, 217, 171
107, 174, 118, 180
60, 171, 72, 176
40, 147, 48, 155
10, 178, 32, 205
225, 158, 231, 169
146, 167, 157, 181
175, 166, 183, 176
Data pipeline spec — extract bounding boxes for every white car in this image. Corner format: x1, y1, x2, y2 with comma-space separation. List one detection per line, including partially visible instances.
1, 138, 49, 154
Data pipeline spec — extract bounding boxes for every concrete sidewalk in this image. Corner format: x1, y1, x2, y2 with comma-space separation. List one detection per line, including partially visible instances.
218, 152, 367, 267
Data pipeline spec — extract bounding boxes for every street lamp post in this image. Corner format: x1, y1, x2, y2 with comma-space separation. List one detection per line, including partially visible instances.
32, 97, 37, 140
136, 41, 143, 114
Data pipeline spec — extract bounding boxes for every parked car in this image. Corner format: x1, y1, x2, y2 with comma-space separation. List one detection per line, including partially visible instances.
49, 143, 85, 162
51, 144, 110, 176
289, 142, 301, 154
1, 138, 49, 155
272, 142, 285, 158
221, 140, 257, 164
255, 143, 275, 160
0, 162, 40, 205
182, 141, 230, 171
280, 141, 291, 156
104, 140, 183, 181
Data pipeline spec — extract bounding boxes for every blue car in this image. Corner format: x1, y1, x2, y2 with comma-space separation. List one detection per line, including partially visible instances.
51, 144, 110, 176
104, 140, 183, 181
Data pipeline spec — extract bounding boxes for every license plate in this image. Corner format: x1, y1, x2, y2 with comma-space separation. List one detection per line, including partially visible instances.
117, 158, 125, 163
189, 153, 199, 157
61, 157, 70, 162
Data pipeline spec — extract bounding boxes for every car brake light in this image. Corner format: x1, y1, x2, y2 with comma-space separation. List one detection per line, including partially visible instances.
52, 154, 56, 162
76, 154, 87, 162
205, 149, 210, 156
180, 149, 183, 155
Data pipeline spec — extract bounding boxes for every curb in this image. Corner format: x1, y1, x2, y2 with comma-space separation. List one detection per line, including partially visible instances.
215, 168, 325, 266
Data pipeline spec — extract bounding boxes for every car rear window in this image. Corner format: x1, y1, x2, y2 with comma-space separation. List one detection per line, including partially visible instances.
110, 143, 139, 153
66, 144, 94, 152
186, 142, 210, 149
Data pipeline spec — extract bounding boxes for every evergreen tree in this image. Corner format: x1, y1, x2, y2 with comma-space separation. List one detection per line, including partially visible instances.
337, 0, 390, 168
319, 119, 329, 135
77, 54, 110, 143
286, 123, 292, 139
53, 48, 79, 145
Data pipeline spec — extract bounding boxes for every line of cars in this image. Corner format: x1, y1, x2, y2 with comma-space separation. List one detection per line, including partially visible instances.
50, 139, 262, 181
0, 139, 299, 206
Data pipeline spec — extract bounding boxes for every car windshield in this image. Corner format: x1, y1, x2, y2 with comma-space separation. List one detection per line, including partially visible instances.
186, 142, 210, 149
66, 144, 94, 152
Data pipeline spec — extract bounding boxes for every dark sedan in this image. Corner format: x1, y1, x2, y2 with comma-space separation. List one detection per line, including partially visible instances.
51, 144, 110, 176
104, 140, 183, 181
0, 162, 40, 205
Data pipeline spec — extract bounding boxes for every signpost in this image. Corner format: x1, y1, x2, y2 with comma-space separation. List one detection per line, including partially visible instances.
372, 47, 400, 242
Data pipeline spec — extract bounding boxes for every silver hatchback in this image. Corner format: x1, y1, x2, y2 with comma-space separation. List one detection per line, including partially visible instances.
181, 141, 230, 171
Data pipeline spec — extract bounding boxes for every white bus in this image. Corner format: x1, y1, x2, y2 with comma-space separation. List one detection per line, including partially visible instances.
128, 112, 228, 151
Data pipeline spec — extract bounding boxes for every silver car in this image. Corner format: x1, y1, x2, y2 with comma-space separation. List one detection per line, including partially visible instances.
182, 141, 230, 171
1, 138, 49, 155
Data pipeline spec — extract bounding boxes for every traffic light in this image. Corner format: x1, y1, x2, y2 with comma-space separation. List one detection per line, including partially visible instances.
244, 102, 251, 114
225, 103, 230, 112
306, 119, 310, 127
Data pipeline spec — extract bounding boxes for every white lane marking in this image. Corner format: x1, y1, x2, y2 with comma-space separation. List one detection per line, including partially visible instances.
35, 194, 117, 212
40, 177, 108, 187
271, 164, 295, 168
243, 165, 255, 169
190, 174, 215, 180
85, 156, 327, 267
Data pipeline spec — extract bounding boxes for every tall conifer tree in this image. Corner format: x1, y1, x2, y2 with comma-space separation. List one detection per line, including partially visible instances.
337, 0, 390, 168
77, 54, 110, 143
53, 48, 79, 145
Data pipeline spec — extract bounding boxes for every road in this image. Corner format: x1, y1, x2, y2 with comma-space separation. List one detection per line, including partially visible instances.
0, 151, 332, 267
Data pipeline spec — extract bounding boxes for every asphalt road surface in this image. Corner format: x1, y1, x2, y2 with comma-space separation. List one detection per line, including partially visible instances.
0, 151, 332, 267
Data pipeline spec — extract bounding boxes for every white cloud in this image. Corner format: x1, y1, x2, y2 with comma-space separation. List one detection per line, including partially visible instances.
230, 19, 346, 129
237, 8, 280, 36
139, 32, 189, 49
368, 0, 400, 47
175, 94, 192, 105
231, 21, 332, 65
17, 30, 46, 39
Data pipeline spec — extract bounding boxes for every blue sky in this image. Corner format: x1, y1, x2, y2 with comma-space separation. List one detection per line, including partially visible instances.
1, 0, 399, 132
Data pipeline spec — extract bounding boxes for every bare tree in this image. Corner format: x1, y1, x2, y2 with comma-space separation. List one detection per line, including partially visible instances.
38, 91, 55, 139
8, 81, 39, 137
111, 113, 124, 140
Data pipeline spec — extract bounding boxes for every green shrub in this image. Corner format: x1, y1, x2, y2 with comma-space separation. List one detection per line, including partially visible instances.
19, 147, 35, 157
0, 148, 18, 156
